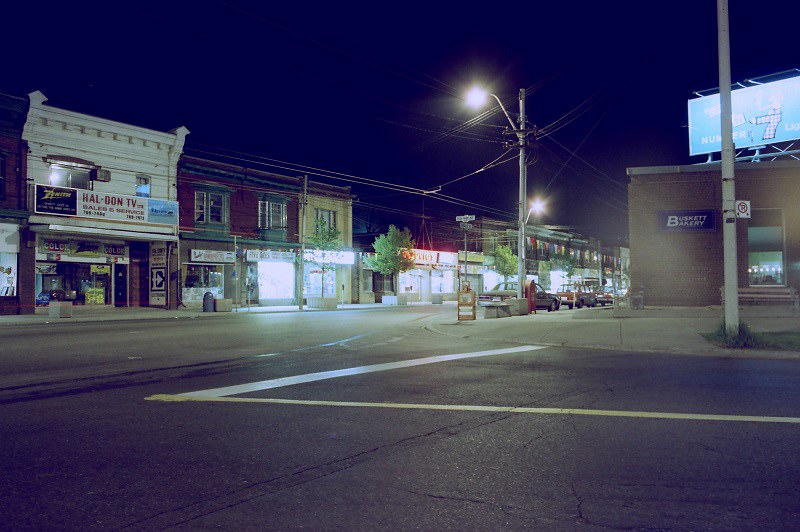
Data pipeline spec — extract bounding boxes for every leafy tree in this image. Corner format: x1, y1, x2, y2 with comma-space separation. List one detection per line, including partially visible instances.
365, 225, 415, 294
549, 252, 577, 279
493, 244, 518, 281
306, 218, 344, 297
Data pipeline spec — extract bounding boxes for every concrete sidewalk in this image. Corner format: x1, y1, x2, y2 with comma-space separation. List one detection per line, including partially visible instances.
427, 304, 800, 358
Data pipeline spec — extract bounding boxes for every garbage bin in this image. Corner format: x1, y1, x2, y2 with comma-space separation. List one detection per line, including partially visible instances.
202, 291, 214, 312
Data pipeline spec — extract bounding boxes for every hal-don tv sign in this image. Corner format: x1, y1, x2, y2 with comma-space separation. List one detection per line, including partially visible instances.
688, 76, 800, 156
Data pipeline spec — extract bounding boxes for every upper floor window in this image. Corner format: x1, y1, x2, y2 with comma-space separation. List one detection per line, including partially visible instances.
194, 190, 226, 224
259, 200, 287, 230
136, 175, 150, 197
315, 208, 337, 230
49, 164, 90, 189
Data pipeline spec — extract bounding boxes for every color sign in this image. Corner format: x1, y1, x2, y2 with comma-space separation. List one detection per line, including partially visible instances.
657, 210, 717, 232
688, 76, 800, 155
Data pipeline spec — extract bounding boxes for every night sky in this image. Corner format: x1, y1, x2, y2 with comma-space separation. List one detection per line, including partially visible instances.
3, 0, 798, 245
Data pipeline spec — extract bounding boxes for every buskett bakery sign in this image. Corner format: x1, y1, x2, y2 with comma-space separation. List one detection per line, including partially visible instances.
658, 209, 717, 232
35, 184, 177, 226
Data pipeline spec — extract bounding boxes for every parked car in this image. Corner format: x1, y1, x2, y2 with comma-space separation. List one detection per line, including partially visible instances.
556, 283, 597, 309
478, 282, 561, 312
583, 277, 615, 306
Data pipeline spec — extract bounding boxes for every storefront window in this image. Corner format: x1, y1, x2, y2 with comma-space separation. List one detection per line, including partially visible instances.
304, 263, 336, 298
0, 252, 17, 297
431, 269, 454, 293
35, 262, 111, 305
748, 210, 784, 286
257, 261, 295, 299
182, 264, 224, 302
399, 269, 424, 294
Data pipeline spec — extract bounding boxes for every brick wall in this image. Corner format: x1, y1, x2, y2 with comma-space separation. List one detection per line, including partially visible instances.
629, 162, 800, 306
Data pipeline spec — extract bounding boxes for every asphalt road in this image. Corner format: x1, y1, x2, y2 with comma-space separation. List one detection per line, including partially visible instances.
2, 306, 800, 530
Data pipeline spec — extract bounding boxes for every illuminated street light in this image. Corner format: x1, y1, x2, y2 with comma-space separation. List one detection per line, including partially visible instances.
526, 197, 546, 225
467, 86, 533, 302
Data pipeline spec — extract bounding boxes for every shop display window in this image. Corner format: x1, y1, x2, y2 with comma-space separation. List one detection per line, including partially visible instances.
257, 261, 295, 299
35, 262, 111, 305
431, 269, 454, 293
182, 264, 224, 302
0, 252, 17, 297
304, 263, 336, 298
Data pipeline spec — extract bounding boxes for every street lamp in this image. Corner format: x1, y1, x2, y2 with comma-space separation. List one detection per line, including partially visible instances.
525, 197, 546, 225
467, 86, 533, 300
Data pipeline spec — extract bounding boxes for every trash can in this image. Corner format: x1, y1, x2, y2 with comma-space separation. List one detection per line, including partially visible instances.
202, 291, 214, 312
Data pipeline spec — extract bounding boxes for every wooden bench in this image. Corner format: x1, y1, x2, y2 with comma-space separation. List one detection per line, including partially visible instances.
721, 286, 800, 308
483, 302, 512, 319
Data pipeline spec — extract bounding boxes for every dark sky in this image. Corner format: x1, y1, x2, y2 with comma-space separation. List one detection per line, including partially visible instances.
3, 0, 798, 245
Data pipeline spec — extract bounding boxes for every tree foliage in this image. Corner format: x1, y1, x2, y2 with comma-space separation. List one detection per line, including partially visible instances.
365, 225, 415, 292
549, 253, 577, 279
306, 218, 344, 297
493, 244, 518, 281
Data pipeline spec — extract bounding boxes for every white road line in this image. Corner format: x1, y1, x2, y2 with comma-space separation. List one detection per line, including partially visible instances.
179, 345, 545, 398
145, 395, 800, 424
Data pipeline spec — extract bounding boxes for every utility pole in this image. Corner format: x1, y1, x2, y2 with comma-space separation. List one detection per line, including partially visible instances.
298, 175, 308, 311
718, 0, 739, 334
516, 88, 527, 300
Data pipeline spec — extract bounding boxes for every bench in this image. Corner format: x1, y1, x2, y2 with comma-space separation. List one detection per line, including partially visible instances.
721, 286, 800, 308
483, 302, 512, 319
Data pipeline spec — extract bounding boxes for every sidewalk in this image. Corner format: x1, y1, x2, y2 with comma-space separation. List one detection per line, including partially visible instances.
426, 304, 800, 358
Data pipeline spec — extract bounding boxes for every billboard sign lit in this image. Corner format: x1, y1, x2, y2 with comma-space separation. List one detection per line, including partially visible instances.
687, 76, 800, 156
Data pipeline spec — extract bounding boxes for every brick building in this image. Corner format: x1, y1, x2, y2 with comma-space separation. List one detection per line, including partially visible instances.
177, 155, 354, 308
627, 160, 800, 306
0, 93, 28, 314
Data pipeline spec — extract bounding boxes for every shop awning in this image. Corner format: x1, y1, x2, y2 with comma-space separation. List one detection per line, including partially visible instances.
29, 224, 178, 242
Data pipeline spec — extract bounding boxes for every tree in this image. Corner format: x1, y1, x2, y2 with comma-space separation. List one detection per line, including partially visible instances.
365, 225, 415, 294
492, 244, 517, 282
306, 218, 344, 297
549, 252, 577, 280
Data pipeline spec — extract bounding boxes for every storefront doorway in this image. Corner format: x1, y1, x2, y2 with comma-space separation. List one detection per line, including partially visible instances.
114, 264, 128, 307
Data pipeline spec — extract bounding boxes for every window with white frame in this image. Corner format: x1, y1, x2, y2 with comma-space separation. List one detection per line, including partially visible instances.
258, 200, 287, 230
194, 191, 226, 224
48, 164, 91, 189
315, 208, 336, 230
135, 175, 150, 197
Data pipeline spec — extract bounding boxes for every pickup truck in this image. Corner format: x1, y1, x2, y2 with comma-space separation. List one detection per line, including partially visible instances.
556, 283, 597, 309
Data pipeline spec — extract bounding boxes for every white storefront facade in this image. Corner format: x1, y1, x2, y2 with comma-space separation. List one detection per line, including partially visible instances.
23, 91, 187, 309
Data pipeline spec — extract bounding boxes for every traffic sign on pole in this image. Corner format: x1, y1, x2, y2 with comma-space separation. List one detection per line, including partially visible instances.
456, 215, 475, 222
735, 200, 751, 218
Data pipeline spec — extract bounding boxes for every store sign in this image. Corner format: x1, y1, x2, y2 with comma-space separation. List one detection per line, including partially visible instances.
90, 265, 110, 274
247, 250, 296, 262
191, 249, 235, 263
658, 210, 717, 232
437, 252, 458, 265
150, 243, 167, 267
34, 185, 178, 226
688, 76, 800, 155
37, 238, 130, 263
304, 249, 355, 265
36, 263, 57, 274
409, 249, 437, 265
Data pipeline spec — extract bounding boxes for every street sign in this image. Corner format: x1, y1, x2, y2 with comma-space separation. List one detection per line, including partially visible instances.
735, 200, 751, 219
459, 222, 473, 231
456, 215, 475, 222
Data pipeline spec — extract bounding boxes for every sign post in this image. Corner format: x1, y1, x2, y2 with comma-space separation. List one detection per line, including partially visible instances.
455, 215, 475, 291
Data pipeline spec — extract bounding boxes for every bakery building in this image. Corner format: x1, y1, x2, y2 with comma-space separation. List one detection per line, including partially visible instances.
23, 91, 188, 310
627, 159, 800, 306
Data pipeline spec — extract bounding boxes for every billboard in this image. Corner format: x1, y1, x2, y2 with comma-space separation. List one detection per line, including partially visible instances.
687, 76, 800, 156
